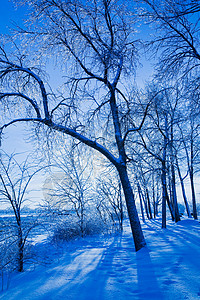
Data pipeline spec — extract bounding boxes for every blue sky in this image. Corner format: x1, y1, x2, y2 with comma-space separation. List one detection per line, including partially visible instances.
0, 0, 27, 34
0, 0, 153, 153
0, 3, 35, 158
0, 0, 29, 153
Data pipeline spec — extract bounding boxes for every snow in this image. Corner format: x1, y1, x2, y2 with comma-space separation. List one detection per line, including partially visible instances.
0, 217, 200, 300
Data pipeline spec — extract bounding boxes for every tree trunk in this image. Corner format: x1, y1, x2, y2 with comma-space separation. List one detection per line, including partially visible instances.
117, 165, 146, 251
108, 88, 146, 250
161, 115, 176, 227
176, 158, 191, 217
161, 159, 167, 228
141, 188, 150, 219
118, 182, 124, 230
152, 173, 156, 218
170, 127, 180, 222
162, 118, 168, 228
17, 226, 24, 272
155, 178, 160, 216
189, 168, 198, 219
146, 187, 153, 219
166, 187, 175, 221
171, 163, 180, 222
190, 139, 198, 219
137, 183, 145, 222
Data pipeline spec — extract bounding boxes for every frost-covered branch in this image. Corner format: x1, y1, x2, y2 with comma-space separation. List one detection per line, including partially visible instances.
0, 60, 49, 119
0, 93, 41, 118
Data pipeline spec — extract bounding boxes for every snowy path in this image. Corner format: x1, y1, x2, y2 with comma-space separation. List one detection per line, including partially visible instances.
0, 218, 200, 300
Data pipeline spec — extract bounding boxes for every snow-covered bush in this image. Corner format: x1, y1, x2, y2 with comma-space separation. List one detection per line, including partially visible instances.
52, 221, 81, 243
82, 213, 110, 236
50, 212, 110, 243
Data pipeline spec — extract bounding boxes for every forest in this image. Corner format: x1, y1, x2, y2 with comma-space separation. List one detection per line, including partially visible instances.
0, 0, 200, 299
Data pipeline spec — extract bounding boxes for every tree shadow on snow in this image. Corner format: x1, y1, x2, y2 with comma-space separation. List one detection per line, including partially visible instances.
136, 247, 164, 300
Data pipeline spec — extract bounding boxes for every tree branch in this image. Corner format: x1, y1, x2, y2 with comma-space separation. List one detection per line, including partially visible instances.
45, 119, 119, 167
0, 60, 50, 119
0, 93, 41, 119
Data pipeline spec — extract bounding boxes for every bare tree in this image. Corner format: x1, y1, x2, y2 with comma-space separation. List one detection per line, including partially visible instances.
137, 0, 200, 220
175, 155, 192, 218
141, 0, 200, 81
0, 0, 149, 250
127, 85, 185, 227
177, 117, 200, 220
95, 171, 124, 231
43, 144, 94, 237
0, 152, 44, 272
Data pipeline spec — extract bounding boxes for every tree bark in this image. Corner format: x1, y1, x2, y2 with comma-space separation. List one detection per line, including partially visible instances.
171, 163, 180, 222
161, 159, 167, 228
141, 187, 150, 219
161, 117, 168, 228
189, 168, 198, 219
137, 183, 145, 222
152, 173, 156, 218
117, 165, 146, 251
165, 188, 175, 221
17, 225, 24, 272
190, 139, 198, 219
170, 127, 180, 222
176, 158, 192, 217
146, 187, 153, 219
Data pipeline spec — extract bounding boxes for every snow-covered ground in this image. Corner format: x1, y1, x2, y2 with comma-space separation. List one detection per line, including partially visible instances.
0, 217, 200, 300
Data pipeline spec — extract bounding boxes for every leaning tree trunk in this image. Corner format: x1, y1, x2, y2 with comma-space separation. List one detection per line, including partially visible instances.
117, 165, 146, 251
108, 87, 146, 251
176, 157, 192, 217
